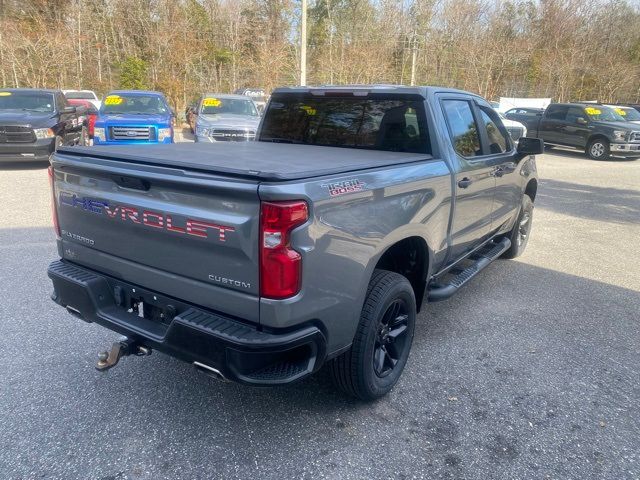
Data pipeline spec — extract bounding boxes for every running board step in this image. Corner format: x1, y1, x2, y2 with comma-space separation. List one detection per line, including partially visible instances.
427, 237, 511, 302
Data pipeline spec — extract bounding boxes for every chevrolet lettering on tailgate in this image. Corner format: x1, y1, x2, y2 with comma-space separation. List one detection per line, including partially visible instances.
59, 192, 234, 242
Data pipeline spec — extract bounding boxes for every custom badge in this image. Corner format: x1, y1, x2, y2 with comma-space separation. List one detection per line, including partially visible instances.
321, 179, 366, 197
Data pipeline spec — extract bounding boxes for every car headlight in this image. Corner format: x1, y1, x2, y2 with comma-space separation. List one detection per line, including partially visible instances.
613, 130, 627, 141
94, 127, 106, 141
158, 127, 172, 141
33, 128, 54, 139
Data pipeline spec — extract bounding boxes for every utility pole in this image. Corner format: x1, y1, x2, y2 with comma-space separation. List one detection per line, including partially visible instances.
410, 30, 417, 86
300, 0, 307, 86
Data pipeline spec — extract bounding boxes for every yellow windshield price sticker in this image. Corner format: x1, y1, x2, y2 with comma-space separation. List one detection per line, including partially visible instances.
300, 105, 316, 115
104, 95, 123, 106
203, 98, 221, 107
614, 108, 627, 116
0, 91, 11, 96
585, 107, 601, 115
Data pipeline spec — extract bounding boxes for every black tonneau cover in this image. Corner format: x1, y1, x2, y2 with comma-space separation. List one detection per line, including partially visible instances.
57, 142, 431, 181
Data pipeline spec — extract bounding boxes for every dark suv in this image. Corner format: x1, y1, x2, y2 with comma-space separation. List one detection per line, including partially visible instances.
522, 103, 640, 160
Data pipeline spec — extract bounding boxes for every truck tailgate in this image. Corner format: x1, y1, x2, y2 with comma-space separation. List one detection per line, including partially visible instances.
51, 152, 260, 323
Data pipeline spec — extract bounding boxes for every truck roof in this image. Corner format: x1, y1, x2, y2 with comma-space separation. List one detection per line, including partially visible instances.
57, 142, 431, 181
201, 93, 255, 100
271, 84, 480, 99
106, 90, 165, 97
0, 88, 60, 94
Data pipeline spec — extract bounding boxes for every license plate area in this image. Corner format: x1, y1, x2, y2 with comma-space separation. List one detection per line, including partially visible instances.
110, 282, 178, 326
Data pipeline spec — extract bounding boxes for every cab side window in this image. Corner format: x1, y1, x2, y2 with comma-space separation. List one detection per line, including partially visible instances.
478, 106, 510, 154
546, 105, 569, 121
442, 100, 481, 157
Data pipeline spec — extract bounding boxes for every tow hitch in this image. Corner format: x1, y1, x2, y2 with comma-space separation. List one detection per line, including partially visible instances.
96, 336, 152, 371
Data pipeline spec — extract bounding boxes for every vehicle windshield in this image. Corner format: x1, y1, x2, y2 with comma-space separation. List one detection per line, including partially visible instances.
612, 106, 640, 122
0, 91, 55, 112
200, 97, 258, 116
584, 105, 625, 122
65, 91, 95, 100
259, 94, 430, 153
101, 94, 168, 115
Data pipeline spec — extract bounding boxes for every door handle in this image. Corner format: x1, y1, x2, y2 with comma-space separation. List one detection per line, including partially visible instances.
457, 177, 473, 189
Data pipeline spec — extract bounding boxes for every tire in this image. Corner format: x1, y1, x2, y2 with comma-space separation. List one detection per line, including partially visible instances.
502, 194, 534, 259
586, 137, 610, 160
330, 269, 416, 400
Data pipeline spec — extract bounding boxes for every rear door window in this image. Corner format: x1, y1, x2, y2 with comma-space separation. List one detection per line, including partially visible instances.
259, 95, 430, 153
545, 105, 569, 120
442, 100, 481, 157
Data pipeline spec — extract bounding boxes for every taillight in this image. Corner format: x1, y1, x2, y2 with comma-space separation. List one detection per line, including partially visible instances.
48, 166, 61, 238
260, 200, 308, 299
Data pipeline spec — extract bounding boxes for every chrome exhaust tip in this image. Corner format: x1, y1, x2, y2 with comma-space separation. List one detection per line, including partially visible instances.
193, 361, 228, 382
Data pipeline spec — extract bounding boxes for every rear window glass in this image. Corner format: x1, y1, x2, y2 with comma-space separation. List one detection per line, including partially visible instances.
259, 95, 430, 153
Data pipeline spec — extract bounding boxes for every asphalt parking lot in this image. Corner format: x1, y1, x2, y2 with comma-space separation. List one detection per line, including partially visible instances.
1, 150, 639, 480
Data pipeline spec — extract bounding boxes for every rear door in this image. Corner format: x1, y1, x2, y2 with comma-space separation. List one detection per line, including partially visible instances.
440, 97, 496, 262
538, 105, 569, 145
51, 156, 261, 322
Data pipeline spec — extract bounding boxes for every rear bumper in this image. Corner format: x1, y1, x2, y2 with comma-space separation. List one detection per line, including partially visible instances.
0, 138, 54, 162
48, 260, 326, 385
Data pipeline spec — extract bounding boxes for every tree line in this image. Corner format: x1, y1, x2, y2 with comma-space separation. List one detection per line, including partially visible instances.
1, 0, 639, 112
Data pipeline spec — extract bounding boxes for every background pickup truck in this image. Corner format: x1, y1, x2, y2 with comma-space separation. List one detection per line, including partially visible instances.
519, 102, 640, 160
0, 88, 87, 162
48, 86, 542, 400
93, 90, 174, 145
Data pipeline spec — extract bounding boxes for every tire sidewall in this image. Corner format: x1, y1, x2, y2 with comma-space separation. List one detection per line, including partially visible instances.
587, 138, 610, 160
513, 195, 533, 253
359, 279, 416, 398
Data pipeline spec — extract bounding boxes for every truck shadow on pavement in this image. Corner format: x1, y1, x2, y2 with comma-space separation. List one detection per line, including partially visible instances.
537, 178, 640, 224
3, 227, 639, 478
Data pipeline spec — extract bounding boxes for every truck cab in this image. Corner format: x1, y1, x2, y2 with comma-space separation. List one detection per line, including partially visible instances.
93, 90, 174, 145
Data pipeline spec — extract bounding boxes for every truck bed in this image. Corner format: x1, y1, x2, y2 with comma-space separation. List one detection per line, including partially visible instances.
57, 142, 432, 181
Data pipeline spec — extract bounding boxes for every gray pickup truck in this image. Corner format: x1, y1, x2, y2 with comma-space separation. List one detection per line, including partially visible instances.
47, 86, 542, 400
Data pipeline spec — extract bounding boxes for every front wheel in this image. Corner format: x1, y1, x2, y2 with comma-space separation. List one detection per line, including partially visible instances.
330, 269, 416, 400
587, 138, 610, 160
502, 194, 534, 259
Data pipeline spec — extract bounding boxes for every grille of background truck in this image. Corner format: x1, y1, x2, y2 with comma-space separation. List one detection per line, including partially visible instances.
109, 126, 156, 141
0, 125, 36, 143
208, 129, 255, 141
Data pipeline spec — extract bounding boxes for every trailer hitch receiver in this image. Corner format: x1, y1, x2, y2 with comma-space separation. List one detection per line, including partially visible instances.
96, 336, 152, 371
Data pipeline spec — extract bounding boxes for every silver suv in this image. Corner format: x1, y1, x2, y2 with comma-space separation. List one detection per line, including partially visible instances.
194, 93, 260, 142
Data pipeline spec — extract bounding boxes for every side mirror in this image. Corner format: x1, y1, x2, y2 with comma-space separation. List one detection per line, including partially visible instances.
516, 137, 544, 157
63, 105, 76, 114
576, 117, 588, 125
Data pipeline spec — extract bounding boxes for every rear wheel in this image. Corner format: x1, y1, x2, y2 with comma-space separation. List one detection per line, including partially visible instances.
502, 194, 534, 259
330, 269, 416, 400
587, 138, 610, 160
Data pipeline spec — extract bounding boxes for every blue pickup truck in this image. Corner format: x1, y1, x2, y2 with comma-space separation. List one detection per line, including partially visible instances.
93, 90, 174, 145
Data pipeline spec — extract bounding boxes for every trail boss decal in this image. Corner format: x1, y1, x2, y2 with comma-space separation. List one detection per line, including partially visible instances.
59, 192, 234, 242
321, 179, 366, 197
